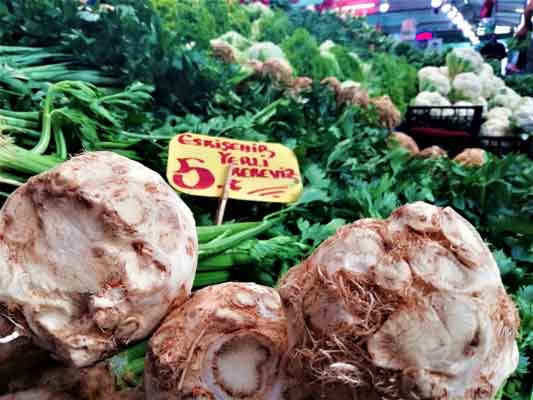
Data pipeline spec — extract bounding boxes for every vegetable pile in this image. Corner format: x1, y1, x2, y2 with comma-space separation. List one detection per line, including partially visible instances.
0, 152, 198, 367
0, 1, 531, 399
412, 47, 533, 139
145, 282, 288, 399
279, 202, 519, 399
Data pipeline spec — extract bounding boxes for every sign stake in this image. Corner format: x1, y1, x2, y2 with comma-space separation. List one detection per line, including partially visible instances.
215, 163, 235, 225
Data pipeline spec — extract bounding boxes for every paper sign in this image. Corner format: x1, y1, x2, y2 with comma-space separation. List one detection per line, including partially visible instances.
167, 133, 303, 203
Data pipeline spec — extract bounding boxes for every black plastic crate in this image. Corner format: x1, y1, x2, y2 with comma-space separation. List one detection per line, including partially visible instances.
402, 106, 484, 156
405, 106, 484, 135
478, 135, 533, 157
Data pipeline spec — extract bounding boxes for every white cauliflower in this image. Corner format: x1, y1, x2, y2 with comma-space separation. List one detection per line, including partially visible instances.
452, 73, 482, 101
439, 66, 449, 78
413, 91, 451, 107
473, 97, 488, 114
246, 42, 286, 62
518, 96, 533, 108
446, 47, 484, 77
480, 63, 494, 78
412, 91, 452, 118
454, 101, 474, 117
481, 118, 511, 137
481, 75, 505, 100
485, 107, 512, 121
418, 66, 451, 96
490, 87, 522, 110
513, 97, 533, 130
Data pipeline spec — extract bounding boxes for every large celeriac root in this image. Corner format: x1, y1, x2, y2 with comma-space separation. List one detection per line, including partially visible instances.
145, 282, 291, 400
279, 202, 519, 400
0, 152, 198, 367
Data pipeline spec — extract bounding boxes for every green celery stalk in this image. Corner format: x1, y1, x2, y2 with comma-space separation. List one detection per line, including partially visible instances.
108, 341, 147, 388
0, 172, 24, 187
193, 271, 231, 288
0, 109, 40, 121
32, 82, 57, 155
0, 137, 59, 174
0, 46, 45, 53
197, 221, 261, 243
0, 116, 39, 129
198, 217, 280, 259
0, 126, 40, 138
197, 250, 252, 271
53, 123, 67, 160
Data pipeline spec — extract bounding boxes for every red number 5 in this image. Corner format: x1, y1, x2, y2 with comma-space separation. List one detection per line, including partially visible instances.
172, 158, 215, 190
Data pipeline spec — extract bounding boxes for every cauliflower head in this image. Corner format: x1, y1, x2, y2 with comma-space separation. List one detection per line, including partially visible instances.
413, 91, 451, 107
513, 97, 533, 130
481, 118, 511, 137
418, 66, 451, 96
490, 87, 522, 111
446, 47, 484, 78
452, 73, 482, 101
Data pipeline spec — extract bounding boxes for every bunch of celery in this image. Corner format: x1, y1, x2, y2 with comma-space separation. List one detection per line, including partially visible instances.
195, 212, 308, 287
0, 80, 153, 190
0, 46, 117, 98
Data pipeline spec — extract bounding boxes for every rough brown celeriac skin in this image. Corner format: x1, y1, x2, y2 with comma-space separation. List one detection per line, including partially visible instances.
262, 58, 294, 87
0, 152, 198, 367
418, 146, 448, 159
145, 282, 291, 400
320, 76, 342, 94
371, 95, 401, 130
210, 40, 238, 64
392, 132, 420, 155
338, 86, 370, 109
453, 148, 487, 167
279, 202, 519, 400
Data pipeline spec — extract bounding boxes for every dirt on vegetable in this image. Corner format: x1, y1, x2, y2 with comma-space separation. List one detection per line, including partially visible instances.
279, 202, 519, 400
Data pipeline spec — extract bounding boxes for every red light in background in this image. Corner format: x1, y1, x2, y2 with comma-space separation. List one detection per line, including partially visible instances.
416, 32, 434, 40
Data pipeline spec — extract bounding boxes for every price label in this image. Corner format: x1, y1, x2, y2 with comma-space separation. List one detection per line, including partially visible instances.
166, 133, 303, 203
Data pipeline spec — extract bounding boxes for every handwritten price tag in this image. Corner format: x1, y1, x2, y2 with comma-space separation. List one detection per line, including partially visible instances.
166, 133, 303, 203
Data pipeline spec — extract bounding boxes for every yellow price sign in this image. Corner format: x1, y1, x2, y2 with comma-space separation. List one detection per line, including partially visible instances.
166, 133, 303, 203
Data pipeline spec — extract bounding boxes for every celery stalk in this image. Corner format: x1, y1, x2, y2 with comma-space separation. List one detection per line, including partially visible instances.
197, 221, 261, 243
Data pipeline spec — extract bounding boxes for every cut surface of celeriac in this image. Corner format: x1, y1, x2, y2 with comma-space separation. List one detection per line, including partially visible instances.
0, 152, 198, 367
279, 202, 519, 400
145, 282, 291, 400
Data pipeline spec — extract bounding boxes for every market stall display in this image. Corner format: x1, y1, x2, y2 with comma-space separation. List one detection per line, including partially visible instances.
406, 47, 533, 156
0, 1, 531, 399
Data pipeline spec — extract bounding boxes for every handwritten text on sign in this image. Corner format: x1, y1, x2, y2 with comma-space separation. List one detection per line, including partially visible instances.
167, 133, 303, 203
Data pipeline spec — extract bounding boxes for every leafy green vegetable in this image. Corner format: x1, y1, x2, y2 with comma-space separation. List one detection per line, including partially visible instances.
329, 46, 364, 82
505, 74, 533, 97
367, 53, 417, 114
0, 1, 531, 395
282, 28, 337, 80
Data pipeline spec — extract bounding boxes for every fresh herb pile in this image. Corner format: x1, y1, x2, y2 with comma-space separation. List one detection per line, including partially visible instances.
506, 74, 533, 98
0, 0, 531, 398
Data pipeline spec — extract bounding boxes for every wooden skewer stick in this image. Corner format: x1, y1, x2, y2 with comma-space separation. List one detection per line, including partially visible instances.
215, 163, 235, 226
